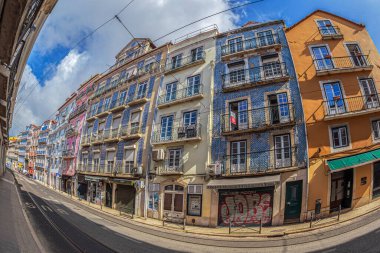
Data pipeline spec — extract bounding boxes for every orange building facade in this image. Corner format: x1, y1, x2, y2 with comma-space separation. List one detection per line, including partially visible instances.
286, 10, 380, 216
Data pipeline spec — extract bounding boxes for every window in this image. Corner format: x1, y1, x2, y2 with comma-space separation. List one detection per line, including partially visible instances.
82, 154, 88, 168
227, 61, 245, 85
160, 115, 173, 140
229, 100, 248, 131
119, 90, 127, 106
165, 82, 177, 102
228, 37, 243, 54
144, 62, 154, 73
187, 75, 200, 96
331, 126, 349, 149
182, 111, 197, 138
168, 149, 182, 171
98, 122, 105, 133
323, 82, 346, 115
360, 78, 379, 109
230, 141, 246, 173
130, 111, 141, 134
274, 134, 291, 168
312, 46, 334, 70
93, 153, 100, 172
104, 97, 111, 110
372, 120, 380, 140
257, 30, 275, 47
148, 183, 159, 211
136, 82, 147, 99
124, 149, 135, 173
112, 117, 121, 131
187, 185, 202, 216
317, 20, 337, 35
262, 53, 282, 78
346, 43, 367, 67
171, 54, 182, 69
106, 151, 115, 173
191, 46, 203, 62
268, 93, 290, 124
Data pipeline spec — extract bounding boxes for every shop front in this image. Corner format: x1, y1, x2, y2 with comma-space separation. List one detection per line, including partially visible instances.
76, 174, 87, 199
114, 179, 136, 215
207, 174, 281, 227
85, 176, 108, 205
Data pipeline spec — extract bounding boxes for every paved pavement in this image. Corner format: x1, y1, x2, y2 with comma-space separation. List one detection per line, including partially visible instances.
3, 170, 380, 252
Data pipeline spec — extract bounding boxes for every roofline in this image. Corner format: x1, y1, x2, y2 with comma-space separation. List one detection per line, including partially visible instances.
95, 42, 172, 84
286, 9, 365, 32
216, 20, 285, 38
115, 38, 157, 58
78, 74, 101, 90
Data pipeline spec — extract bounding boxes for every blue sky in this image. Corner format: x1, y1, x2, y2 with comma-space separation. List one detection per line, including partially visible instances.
27, 0, 380, 83
12, 0, 380, 135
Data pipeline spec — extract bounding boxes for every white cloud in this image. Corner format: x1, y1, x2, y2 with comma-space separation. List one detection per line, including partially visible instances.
11, 0, 240, 134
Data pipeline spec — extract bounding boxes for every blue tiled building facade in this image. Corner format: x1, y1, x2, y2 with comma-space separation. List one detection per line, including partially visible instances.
209, 21, 308, 226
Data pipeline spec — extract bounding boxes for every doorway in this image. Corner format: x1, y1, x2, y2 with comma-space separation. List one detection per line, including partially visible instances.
163, 184, 184, 221
284, 180, 303, 222
373, 162, 380, 198
105, 183, 112, 208
330, 169, 353, 211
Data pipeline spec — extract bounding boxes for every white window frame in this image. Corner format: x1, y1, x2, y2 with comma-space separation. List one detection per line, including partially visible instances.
372, 118, 380, 143
328, 124, 352, 152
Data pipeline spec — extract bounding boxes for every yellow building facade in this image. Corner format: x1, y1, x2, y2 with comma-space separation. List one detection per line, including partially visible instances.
286, 10, 380, 216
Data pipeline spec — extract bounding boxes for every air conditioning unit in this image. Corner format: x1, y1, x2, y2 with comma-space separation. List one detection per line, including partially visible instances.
208, 162, 222, 176
134, 166, 143, 175
152, 149, 165, 161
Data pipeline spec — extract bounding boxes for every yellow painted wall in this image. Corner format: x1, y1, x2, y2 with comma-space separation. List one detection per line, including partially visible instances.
286, 10, 380, 211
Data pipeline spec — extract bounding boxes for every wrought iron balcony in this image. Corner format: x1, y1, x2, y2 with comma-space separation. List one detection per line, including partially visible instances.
69, 104, 87, 120
81, 135, 91, 146
164, 52, 205, 74
221, 33, 280, 58
62, 149, 74, 158
109, 97, 127, 112
157, 84, 204, 108
314, 55, 372, 76
318, 25, 343, 39
122, 161, 135, 175
219, 147, 298, 177
136, 62, 160, 78
119, 124, 142, 140
158, 159, 184, 175
103, 128, 120, 142
222, 62, 289, 92
323, 93, 380, 120
152, 123, 202, 144
128, 90, 148, 106
221, 103, 295, 135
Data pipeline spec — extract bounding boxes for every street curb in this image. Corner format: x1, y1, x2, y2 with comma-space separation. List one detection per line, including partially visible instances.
32, 176, 380, 239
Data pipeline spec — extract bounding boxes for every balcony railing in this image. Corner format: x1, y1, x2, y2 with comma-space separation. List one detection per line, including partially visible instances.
157, 83, 204, 106
127, 90, 148, 106
222, 62, 289, 91
62, 150, 74, 158
164, 52, 205, 73
221, 103, 295, 134
159, 159, 184, 175
318, 26, 343, 39
323, 93, 380, 118
69, 104, 87, 120
220, 147, 297, 176
221, 33, 280, 56
109, 97, 127, 111
152, 122, 202, 144
119, 124, 142, 139
122, 161, 134, 174
313, 55, 372, 75
136, 62, 160, 78
38, 138, 47, 143
103, 128, 120, 141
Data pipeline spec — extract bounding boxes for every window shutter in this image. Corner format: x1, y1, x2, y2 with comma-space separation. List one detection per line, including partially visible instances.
107, 151, 115, 161
125, 149, 135, 161
131, 112, 140, 123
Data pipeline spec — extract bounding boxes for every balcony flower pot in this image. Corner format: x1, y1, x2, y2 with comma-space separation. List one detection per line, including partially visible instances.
333, 96, 341, 101
325, 24, 332, 27
324, 55, 332, 59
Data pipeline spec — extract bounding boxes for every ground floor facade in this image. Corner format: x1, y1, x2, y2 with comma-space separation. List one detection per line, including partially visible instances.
75, 174, 144, 216
146, 168, 307, 227
308, 148, 380, 218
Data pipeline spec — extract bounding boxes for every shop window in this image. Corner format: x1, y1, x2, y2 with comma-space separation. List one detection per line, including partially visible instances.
148, 183, 159, 211
187, 185, 202, 216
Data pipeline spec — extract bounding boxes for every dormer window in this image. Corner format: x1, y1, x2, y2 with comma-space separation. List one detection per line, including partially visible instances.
317, 20, 337, 35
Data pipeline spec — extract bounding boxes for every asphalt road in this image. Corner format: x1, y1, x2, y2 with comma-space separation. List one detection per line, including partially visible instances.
3, 170, 380, 253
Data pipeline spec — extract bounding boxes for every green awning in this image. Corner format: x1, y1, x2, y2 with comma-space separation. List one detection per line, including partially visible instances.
327, 148, 380, 171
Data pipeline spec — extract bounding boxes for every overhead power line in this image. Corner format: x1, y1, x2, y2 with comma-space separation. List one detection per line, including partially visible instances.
153, 0, 265, 43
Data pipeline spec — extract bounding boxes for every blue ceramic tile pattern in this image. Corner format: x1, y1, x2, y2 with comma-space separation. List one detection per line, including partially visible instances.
212, 22, 308, 171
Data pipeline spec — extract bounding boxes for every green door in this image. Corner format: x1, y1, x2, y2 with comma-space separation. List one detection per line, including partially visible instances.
284, 180, 302, 221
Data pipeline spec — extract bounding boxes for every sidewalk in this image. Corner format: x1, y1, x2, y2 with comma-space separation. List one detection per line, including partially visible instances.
32, 177, 380, 238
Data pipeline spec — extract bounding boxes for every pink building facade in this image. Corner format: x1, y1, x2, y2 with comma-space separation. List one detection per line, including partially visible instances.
65, 75, 99, 197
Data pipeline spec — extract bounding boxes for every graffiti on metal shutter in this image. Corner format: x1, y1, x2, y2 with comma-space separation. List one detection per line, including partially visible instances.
218, 188, 273, 226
